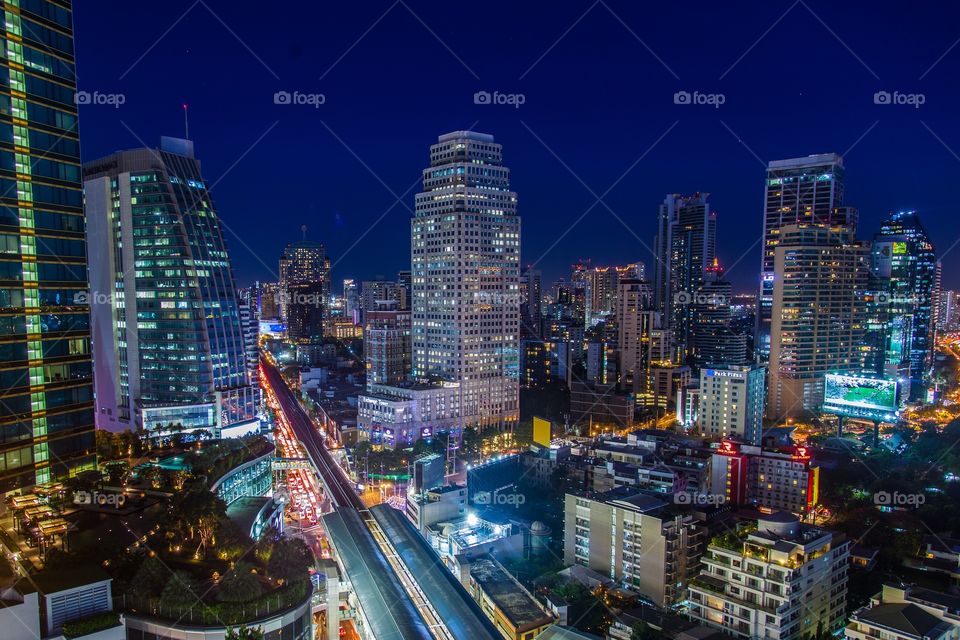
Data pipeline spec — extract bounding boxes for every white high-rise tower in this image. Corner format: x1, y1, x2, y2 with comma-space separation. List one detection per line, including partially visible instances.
412, 131, 520, 431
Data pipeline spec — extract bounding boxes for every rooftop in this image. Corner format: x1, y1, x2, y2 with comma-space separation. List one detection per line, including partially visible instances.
469, 557, 554, 631
856, 603, 949, 638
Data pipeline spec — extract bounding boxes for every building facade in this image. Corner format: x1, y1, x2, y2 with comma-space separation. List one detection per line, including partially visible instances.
698, 365, 765, 445
868, 210, 937, 401
768, 224, 869, 418
689, 513, 849, 640
0, 0, 96, 491
757, 154, 849, 361
85, 138, 259, 437
279, 240, 330, 343
564, 490, 704, 607
410, 130, 520, 431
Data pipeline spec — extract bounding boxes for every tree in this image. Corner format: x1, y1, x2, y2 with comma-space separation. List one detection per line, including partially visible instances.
217, 561, 263, 602
160, 571, 201, 607
226, 627, 264, 640
267, 537, 313, 584
129, 556, 168, 598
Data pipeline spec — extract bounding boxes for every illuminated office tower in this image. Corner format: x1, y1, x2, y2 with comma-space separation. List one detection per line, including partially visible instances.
279, 239, 329, 342
654, 193, 716, 361
868, 210, 937, 400
411, 131, 520, 431
756, 154, 849, 361
767, 224, 869, 418
0, 0, 95, 490
85, 137, 259, 438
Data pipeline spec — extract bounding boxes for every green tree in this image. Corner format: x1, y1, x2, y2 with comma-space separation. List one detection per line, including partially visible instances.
267, 537, 313, 584
217, 561, 263, 602
129, 556, 168, 598
160, 571, 201, 607
226, 626, 264, 640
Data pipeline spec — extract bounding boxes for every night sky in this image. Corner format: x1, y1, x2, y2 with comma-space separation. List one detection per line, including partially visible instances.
73, 1, 960, 293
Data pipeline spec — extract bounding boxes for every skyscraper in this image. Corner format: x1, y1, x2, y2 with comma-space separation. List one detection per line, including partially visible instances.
757, 154, 849, 361
279, 239, 330, 343
690, 259, 748, 369
654, 193, 717, 361
85, 137, 259, 438
868, 210, 937, 400
411, 131, 520, 430
616, 278, 657, 391
767, 224, 870, 418
0, 0, 95, 490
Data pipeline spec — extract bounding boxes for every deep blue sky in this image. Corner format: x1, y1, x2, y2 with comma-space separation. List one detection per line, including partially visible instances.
73, 1, 960, 293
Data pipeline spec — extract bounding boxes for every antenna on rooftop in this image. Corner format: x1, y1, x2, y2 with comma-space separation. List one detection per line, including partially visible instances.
182, 103, 189, 139
301, 224, 307, 241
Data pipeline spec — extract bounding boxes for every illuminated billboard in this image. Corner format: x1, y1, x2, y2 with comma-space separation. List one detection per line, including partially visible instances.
822, 373, 899, 422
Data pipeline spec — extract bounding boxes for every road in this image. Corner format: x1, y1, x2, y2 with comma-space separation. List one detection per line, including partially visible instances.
261, 356, 365, 511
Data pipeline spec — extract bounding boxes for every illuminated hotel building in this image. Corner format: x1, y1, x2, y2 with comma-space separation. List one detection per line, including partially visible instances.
757, 155, 849, 361
767, 224, 869, 418
0, 0, 96, 490
711, 440, 820, 515
698, 365, 765, 445
84, 137, 259, 438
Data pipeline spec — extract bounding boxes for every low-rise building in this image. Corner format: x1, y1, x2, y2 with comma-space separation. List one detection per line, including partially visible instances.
846, 584, 960, 640
564, 489, 705, 607
710, 439, 820, 515
688, 513, 849, 640
466, 555, 556, 640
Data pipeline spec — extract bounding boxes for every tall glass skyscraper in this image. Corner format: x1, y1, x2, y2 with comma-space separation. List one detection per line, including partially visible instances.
411, 131, 520, 430
0, 0, 95, 491
84, 137, 259, 438
757, 155, 850, 362
654, 192, 716, 362
868, 210, 937, 401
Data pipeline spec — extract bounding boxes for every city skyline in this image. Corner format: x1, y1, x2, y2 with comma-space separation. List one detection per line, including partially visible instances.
72, 2, 960, 291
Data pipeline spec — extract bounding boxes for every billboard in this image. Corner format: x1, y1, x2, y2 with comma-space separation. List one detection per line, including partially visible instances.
533, 417, 551, 447
822, 373, 899, 422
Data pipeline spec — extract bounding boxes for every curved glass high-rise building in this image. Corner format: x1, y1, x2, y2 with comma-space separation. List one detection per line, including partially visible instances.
84, 137, 259, 437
